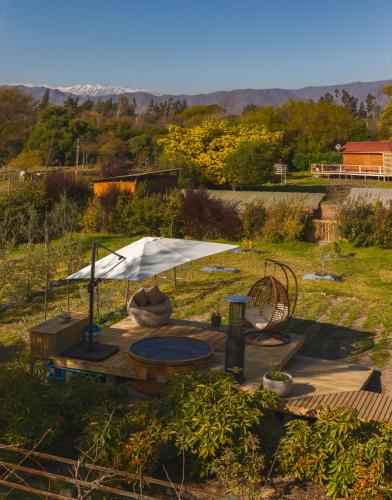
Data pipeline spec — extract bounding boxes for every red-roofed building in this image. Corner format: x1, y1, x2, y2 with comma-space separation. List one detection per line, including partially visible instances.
311, 141, 392, 180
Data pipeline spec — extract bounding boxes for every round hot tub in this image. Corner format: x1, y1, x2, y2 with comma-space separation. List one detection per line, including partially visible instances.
128, 336, 214, 395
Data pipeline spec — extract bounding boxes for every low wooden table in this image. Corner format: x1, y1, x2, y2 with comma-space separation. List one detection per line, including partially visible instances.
30, 313, 88, 358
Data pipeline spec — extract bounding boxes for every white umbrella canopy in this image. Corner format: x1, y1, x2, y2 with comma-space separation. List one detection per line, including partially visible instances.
67, 237, 238, 282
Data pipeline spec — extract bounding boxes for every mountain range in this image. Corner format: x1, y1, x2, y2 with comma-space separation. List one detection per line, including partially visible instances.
3, 79, 391, 114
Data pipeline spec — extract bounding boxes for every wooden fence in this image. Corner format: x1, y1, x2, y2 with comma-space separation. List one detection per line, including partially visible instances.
311, 219, 338, 242
0, 445, 209, 499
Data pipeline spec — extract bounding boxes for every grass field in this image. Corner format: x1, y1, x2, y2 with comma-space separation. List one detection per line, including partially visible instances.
1, 235, 391, 390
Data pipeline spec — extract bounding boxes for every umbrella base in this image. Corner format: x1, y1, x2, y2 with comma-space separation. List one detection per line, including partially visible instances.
62, 342, 119, 361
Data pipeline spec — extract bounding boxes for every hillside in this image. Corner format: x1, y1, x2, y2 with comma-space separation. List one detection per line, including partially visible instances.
2, 79, 391, 114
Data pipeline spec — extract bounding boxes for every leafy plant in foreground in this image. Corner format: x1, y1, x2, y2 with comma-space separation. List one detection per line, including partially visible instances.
278, 406, 392, 499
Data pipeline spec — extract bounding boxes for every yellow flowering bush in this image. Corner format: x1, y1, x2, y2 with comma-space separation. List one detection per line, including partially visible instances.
158, 117, 282, 184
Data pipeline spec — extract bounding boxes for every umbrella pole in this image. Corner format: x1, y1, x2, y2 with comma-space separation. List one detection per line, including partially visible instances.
66, 280, 70, 312
124, 281, 130, 310
87, 242, 97, 352
173, 267, 177, 290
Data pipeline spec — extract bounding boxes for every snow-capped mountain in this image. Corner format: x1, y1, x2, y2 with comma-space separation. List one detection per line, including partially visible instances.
8, 82, 157, 96
3, 80, 391, 114
55, 83, 155, 96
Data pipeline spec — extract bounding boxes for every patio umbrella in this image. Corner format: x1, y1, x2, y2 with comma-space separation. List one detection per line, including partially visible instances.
66, 237, 237, 358
67, 237, 237, 282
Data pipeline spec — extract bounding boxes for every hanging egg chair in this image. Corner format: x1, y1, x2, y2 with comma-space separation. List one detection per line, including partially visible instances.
245, 260, 298, 346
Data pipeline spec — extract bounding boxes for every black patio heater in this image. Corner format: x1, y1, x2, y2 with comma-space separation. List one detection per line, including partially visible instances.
224, 294, 249, 383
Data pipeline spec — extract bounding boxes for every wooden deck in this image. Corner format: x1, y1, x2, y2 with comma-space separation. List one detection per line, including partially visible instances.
285, 355, 374, 398
284, 390, 392, 424
49, 317, 376, 399
311, 162, 392, 179
51, 317, 304, 391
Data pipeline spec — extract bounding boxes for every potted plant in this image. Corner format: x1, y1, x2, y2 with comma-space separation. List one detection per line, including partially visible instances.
263, 366, 293, 397
210, 307, 222, 328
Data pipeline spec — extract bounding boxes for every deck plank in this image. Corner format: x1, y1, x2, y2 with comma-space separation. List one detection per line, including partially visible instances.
285, 390, 392, 424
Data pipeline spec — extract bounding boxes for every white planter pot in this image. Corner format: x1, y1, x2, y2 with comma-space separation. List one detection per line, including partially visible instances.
263, 372, 293, 397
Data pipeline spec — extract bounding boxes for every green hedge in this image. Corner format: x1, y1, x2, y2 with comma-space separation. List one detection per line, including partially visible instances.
292, 151, 342, 171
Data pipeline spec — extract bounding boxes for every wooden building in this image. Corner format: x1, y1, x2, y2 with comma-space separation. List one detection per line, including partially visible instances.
93, 169, 180, 197
311, 141, 392, 180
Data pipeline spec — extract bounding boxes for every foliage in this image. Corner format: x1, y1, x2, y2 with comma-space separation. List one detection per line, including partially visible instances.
338, 199, 392, 248
209, 433, 265, 499
292, 151, 342, 171
278, 407, 392, 499
0, 360, 128, 449
262, 200, 309, 242
182, 187, 242, 240
112, 189, 184, 237
44, 169, 92, 205
242, 99, 368, 156
265, 368, 290, 381
159, 371, 277, 476
6, 149, 44, 171
158, 117, 282, 184
28, 106, 96, 165
241, 200, 267, 240
0, 87, 37, 165
223, 139, 283, 187
0, 360, 62, 446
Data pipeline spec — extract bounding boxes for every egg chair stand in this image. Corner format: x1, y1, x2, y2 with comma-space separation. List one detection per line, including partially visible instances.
245, 259, 298, 346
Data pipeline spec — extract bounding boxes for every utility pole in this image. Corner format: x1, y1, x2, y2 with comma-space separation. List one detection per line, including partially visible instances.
75, 138, 80, 178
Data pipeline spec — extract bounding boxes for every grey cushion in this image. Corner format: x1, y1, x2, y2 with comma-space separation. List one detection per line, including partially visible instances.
140, 303, 168, 314
145, 285, 166, 305
133, 288, 148, 307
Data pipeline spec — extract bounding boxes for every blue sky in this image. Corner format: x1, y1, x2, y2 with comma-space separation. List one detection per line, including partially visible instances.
0, 0, 391, 94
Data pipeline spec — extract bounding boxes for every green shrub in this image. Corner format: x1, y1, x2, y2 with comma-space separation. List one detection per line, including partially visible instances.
159, 371, 277, 477
338, 200, 392, 248
223, 139, 281, 187
241, 200, 267, 240
182, 187, 242, 240
113, 189, 184, 237
292, 151, 342, 171
262, 200, 309, 242
0, 360, 62, 446
278, 407, 392, 499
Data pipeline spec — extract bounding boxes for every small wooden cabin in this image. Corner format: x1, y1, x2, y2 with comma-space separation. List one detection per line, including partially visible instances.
311, 141, 392, 179
93, 169, 180, 197
341, 141, 392, 169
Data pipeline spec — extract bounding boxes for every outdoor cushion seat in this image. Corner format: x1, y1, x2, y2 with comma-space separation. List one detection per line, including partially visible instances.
140, 303, 168, 314
128, 286, 172, 327
245, 306, 271, 330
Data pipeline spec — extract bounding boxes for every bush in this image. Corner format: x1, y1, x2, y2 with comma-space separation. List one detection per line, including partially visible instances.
159, 371, 277, 477
182, 187, 242, 240
0, 360, 62, 446
241, 200, 267, 239
292, 151, 342, 171
278, 407, 392, 499
45, 169, 92, 205
0, 360, 128, 449
262, 200, 308, 242
338, 199, 392, 248
113, 189, 184, 237
223, 140, 281, 187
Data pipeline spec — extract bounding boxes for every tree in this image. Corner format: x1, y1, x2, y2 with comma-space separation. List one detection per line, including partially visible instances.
116, 96, 136, 117
0, 87, 37, 165
40, 89, 50, 110
378, 85, 392, 138
158, 117, 283, 184
241, 99, 369, 155
223, 140, 281, 187
340, 89, 358, 116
